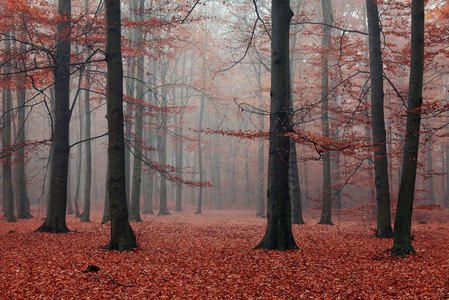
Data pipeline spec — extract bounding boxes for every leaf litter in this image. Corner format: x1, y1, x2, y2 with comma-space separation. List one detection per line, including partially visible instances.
0, 208, 448, 299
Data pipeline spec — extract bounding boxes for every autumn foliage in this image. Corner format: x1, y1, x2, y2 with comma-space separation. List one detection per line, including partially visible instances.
1, 207, 448, 299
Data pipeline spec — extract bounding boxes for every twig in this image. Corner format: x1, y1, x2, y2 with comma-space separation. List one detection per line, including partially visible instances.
107, 275, 135, 288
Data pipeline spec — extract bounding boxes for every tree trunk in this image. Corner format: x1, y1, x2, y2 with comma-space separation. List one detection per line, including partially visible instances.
391, 0, 424, 256
129, 0, 145, 221
195, 93, 205, 214
101, 164, 111, 223
80, 69, 92, 223
36, 0, 71, 232
157, 62, 170, 216
290, 141, 304, 224
318, 0, 333, 225
73, 136, 82, 218
425, 144, 435, 204
256, 63, 265, 217
2, 35, 16, 222
446, 145, 449, 208
16, 39, 33, 219
366, 0, 393, 238
102, 0, 137, 251
254, 0, 297, 251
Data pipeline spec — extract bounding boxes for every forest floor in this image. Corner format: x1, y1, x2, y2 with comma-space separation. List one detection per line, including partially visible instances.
0, 205, 448, 299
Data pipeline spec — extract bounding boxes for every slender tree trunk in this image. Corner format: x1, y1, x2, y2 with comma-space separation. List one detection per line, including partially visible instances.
391, 0, 424, 256
445, 145, 449, 208
318, 0, 333, 225
2, 35, 16, 222
36, 0, 71, 232
101, 164, 111, 223
143, 116, 155, 215
290, 142, 304, 224
102, 0, 137, 251
73, 138, 82, 218
129, 2, 145, 221
426, 144, 435, 204
366, 0, 393, 238
80, 69, 92, 223
157, 62, 170, 216
16, 40, 33, 219
256, 64, 265, 217
212, 114, 222, 210
195, 93, 205, 214
254, 0, 297, 251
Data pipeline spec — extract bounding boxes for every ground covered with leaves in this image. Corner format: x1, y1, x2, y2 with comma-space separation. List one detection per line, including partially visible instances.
1, 207, 448, 299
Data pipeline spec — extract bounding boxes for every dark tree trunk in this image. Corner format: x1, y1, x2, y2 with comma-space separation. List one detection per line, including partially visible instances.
318, 0, 333, 225
36, 0, 71, 232
102, 0, 137, 251
391, 0, 424, 257
254, 0, 297, 251
366, 0, 393, 238
2, 34, 16, 222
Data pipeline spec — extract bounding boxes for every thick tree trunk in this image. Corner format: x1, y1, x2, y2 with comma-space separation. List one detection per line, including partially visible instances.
366, 0, 393, 238
391, 0, 424, 256
318, 0, 333, 225
36, 0, 71, 232
254, 0, 297, 251
102, 0, 137, 251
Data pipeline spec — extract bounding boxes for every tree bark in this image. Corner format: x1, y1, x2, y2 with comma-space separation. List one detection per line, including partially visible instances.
2, 34, 16, 222
102, 0, 137, 251
391, 0, 425, 256
254, 0, 298, 251
36, 0, 71, 232
318, 0, 333, 225
366, 0, 393, 238
16, 38, 33, 219
129, 0, 145, 222
80, 68, 92, 223
157, 62, 170, 216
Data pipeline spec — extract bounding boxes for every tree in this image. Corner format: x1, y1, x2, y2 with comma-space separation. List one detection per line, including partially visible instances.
318, 0, 333, 225
16, 35, 33, 219
36, 0, 71, 233
2, 33, 16, 223
391, 0, 425, 257
254, 0, 298, 251
102, 0, 137, 251
80, 68, 92, 223
129, 0, 145, 223
366, 0, 393, 238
